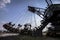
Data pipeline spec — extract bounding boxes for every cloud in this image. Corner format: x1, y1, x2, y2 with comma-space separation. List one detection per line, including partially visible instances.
53, 0, 60, 4
0, 0, 11, 8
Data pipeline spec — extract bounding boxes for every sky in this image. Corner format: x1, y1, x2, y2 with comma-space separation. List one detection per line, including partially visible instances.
0, 0, 60, 30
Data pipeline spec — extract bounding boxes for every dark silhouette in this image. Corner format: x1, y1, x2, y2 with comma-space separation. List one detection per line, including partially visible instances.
2, 0, 60, 37
28, 0, 60, 37
3, 22, 19, 33
18, 24, 22, 27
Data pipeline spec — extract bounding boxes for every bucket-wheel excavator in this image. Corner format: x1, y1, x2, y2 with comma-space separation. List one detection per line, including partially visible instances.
3, 0, 60, 36
28, 0, 60, 36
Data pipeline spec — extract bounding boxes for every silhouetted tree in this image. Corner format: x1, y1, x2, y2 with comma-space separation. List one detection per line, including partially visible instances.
24, 24, 28, 31
18, 24, 22, 27
17, 24, 22, 30
8, 22, 12, 25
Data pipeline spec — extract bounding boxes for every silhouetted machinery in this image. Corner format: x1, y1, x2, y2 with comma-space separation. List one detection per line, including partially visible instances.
3, 0, 60, 36
28, 0, 60, 36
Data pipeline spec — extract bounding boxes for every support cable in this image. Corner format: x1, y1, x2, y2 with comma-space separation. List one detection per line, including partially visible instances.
45, 0, 53, 6
14, 9, 27, 24
34, 14, 37, 27
17, 12, 29, 25
23, 13, 30, 24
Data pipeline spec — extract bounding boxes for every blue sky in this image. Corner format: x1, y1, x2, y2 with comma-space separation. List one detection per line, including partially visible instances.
0, 0, 60, 30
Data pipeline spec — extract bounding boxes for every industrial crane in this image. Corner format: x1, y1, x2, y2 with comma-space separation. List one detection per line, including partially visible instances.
28, 0, 60, 36
3, 0, 60, 36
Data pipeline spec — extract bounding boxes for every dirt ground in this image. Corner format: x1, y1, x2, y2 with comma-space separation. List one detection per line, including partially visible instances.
0, 35, 60, 40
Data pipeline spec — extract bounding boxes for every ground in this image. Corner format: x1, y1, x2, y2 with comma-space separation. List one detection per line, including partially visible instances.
0, 35, 60, 40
